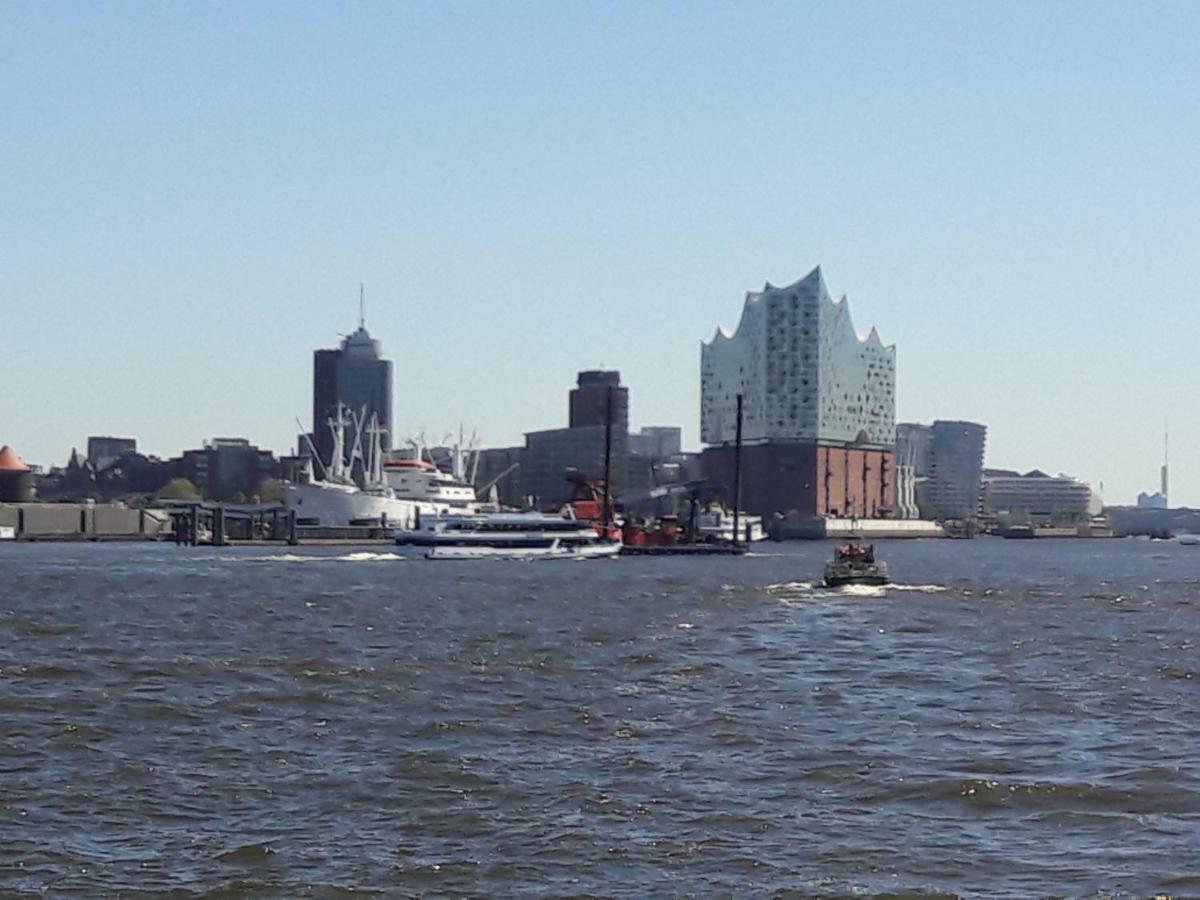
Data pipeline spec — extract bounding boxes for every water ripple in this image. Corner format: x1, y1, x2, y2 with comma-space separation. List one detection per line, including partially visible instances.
0, 539, 1197, 895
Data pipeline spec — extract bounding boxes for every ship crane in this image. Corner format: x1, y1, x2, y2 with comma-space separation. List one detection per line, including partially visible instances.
615, 478, 714, 542
616, 479, 710, 508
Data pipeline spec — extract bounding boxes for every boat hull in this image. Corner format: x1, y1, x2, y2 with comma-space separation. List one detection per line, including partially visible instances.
824, 573, 891, 588
285, 482, 418, 528
426, 541, 622, 561
823, 560, 890, 588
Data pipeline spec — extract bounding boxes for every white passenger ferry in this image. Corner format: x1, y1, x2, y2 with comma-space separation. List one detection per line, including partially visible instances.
396, 511, 620, 560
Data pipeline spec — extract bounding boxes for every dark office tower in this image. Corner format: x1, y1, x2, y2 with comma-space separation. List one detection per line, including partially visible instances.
311, 316, 393, 466
569, 370, 629, 434
928, 420, 987, 520
312, 349, 341, 462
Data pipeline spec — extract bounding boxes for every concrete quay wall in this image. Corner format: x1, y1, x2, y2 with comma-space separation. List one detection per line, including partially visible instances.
0, 504, 170, 540
771, 516, 945, 540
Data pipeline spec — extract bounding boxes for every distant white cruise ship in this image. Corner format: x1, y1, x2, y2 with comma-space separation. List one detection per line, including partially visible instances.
383, 444, 484, 519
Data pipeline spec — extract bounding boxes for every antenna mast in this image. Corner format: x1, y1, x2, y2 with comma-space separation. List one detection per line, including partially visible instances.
1161, 419, 1170, 506
359, 283, 365, 329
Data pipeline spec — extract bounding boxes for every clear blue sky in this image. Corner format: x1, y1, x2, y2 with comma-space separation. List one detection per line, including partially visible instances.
2, 1, 1197, 505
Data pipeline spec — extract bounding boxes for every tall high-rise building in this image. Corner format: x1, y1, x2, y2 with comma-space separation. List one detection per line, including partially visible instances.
926, 420, 987, 520
569, 370, 629, 433
518, 370, 631, 509
895, 420, 987, 521
311, 308, 393, 466
699, 266, 896, 518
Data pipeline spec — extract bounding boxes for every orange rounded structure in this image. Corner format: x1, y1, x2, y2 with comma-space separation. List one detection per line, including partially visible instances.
0, 445, 34, 502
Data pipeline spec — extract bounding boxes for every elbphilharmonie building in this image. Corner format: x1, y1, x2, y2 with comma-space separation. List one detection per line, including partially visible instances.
700, 266, 896, 519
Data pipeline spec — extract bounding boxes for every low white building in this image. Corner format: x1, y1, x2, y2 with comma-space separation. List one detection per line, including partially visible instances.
983, 469, 1093, 524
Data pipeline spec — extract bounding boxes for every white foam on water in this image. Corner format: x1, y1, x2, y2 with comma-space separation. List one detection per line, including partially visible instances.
765, 581, 823, 606
237, 552, 405, 563
338, 552, 406, 562
766, 579, 948, 604
764, 581, 816, 593
834, 583, 888, 598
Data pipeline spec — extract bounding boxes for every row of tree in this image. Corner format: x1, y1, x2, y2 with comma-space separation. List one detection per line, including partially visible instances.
155, 477, 287, 504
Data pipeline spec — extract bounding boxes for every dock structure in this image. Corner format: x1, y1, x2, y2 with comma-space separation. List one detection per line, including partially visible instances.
165, 501, 297, 547
164, 502, 402, 546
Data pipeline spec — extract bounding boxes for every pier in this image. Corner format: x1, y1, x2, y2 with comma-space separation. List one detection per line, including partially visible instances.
164, 502, 398, 546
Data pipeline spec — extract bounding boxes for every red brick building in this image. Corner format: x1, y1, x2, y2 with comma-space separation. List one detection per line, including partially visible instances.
702, 442, 895, 519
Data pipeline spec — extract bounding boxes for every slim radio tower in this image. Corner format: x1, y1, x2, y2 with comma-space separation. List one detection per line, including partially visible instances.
359, 283, 366, 329
1161, 420, 1169, 507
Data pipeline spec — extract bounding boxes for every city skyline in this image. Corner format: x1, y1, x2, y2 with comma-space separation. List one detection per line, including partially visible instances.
2, 2, 1198, 504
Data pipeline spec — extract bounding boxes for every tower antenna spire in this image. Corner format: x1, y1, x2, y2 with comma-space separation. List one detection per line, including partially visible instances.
1161, 418, 1170, 506
359, 283, 365, 329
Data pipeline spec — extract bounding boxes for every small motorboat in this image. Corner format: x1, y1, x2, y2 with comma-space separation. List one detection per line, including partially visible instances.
823, 540, 890, 587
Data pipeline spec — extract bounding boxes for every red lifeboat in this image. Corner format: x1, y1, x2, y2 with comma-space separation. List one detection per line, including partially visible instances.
382, 458, 438, 472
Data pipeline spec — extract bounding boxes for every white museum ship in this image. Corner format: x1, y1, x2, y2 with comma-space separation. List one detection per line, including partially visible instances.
285, 407, 419, 527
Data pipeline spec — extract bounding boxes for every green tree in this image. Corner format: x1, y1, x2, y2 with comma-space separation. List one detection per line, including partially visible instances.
258, 478, 286, 504
157, 478, 200, 501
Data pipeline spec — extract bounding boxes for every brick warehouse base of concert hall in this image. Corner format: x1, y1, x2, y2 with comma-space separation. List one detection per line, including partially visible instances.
701, 442, 895, 520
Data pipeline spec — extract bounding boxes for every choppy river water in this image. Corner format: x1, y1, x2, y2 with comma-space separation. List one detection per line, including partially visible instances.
0, 539, 1197, 896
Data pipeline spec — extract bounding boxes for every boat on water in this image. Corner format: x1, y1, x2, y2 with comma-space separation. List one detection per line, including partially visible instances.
286, 407, 418, 527
1178, 533, 1200, 546
694, 505, 766, 543
381, 432, 492, 519
396, 510, 621, 560
428, 539, 621, 561
384, 457, 479, 513
823, 540, 890, 587
1001, 524, 1037, 539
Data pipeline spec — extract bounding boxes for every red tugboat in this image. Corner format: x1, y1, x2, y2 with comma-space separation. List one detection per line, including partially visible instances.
559, 471, 622, 542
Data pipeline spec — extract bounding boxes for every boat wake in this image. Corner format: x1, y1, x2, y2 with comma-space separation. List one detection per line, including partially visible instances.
764, 580, 817, 594
765, 580, 947, 603
235, 552, 406, 563
834, 583, 889, 598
